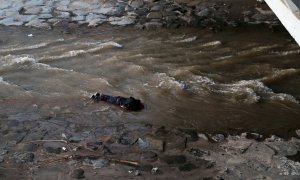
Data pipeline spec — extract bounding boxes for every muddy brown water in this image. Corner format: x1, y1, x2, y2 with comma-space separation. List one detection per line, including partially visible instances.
0, 25, 300, 137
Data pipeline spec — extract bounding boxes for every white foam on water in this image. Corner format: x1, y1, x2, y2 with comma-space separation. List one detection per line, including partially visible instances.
237, 45, 278, 56
0, 54, 36, 67
0, 39, 64, 53
144, 73, 186, 91
215, 55, 233, 61
188, 74, 299, 104
201, 41, 222, 47
39, 41, 122, 61
175, 36, 197, 43
260, 68, 300, 84
272, 49, 300, 56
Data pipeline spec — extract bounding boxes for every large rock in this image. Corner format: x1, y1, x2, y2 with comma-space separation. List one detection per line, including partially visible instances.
129, 0, 144, 9
147, 12, 163, 19
109, 16, 136, 26
0, 17, 23, 26
98, 6, 125, 16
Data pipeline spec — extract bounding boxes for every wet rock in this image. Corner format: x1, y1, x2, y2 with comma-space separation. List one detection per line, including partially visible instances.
147, 12, 163, 19
69, 136, 83, 143
209, 134, 225, 143
23, 143, 39, 152
85, 13, 107, 27
0, 17, 23, 26
71, 15, 86, 22
41, 6, 53, 14
43, 142, 64, 154
38, 14, 53, 19
99, 6, 125, 16
160, 155, 186, 165
178, 163, 197, 171
69, 168, 85, 179
10, 152, 34, 164
86, 141, 103, 150
129, 0, 144, 9
83, 158, 110, 169
109, 16, 136, 26
58, 11, 71, 19
144, 136, 164, 151
134, 8, 148, 16
24, 6, 42, 14
0, 156, 3, 163
266, 143, 298, 156
142, 151, 158, 161
225, 167, 242, 178
244, 159, 271, 172
151, 5, 163, 12
188, 148, 210, 157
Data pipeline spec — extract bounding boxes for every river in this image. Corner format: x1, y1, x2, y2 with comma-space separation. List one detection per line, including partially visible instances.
0, 25, 300, 137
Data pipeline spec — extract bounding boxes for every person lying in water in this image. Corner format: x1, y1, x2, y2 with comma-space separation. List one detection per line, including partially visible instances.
91, 93, 144, 111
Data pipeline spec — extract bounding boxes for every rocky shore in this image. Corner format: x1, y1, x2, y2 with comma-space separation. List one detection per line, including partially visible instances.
0, 0, 280, 31
2, 116, 300, 179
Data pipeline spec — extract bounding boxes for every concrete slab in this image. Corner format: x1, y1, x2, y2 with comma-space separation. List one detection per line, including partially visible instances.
265, 0, 300, 45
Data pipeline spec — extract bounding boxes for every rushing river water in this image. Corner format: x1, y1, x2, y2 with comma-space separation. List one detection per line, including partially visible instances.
0, 25, 300, 137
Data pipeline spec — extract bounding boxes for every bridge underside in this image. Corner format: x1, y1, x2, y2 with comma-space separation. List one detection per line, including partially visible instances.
265, 0, 300, 45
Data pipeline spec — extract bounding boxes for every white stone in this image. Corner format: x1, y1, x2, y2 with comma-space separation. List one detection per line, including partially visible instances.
109, 16, 135, 26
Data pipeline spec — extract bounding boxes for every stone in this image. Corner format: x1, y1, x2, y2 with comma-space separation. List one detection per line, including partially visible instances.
70, 168, 85, 179
58, 11, 71, 19
99, 6, 125, 16
18, 15, 38, 22
151, 5, 162, 11
86, 141, 103, 150
134, 8, 148, 16
69, 136, 84, 143
147, 12, 162, 19
144, 136, 164, 151
0, 17, 23, 26
24, 7, 41, 14
43, 142, 64, 154
10, 152, 34, 163
178, 163, 197, 171
188, 148, 210, 157
38, 14, 53, 19
23, 143, 39, 152
209, 134, 225, 143
0, 156, 3, 163
83, 158, 110, 169
142, 151, 158, 161
71, 15, 86, 22
160, 155, 186, 165
85, 13, 107, 27
129, 0, 144, 9
109, 16, 136, 26
41, 6, 53, 14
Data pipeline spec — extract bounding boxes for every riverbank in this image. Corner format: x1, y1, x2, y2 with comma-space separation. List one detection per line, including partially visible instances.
0, 0, 280, 31
2, 117, 300, 179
